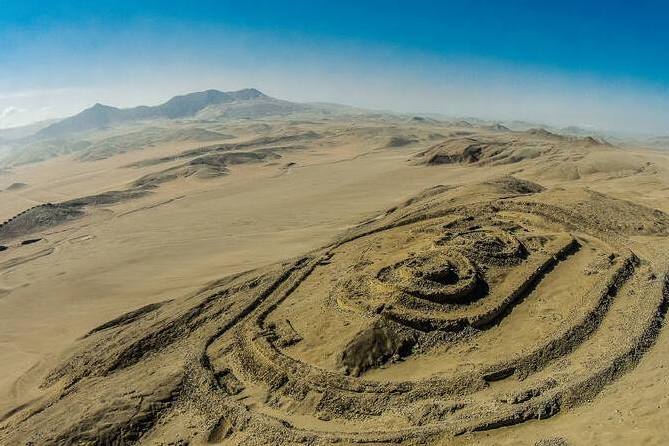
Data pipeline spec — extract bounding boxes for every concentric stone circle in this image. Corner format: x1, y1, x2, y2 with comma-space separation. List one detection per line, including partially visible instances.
444, 226, 526, 264
376, 248, 479, 304
332, 221, 563, 332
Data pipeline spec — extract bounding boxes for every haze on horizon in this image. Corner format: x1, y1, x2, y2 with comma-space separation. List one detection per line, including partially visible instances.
2, 0, 669, 135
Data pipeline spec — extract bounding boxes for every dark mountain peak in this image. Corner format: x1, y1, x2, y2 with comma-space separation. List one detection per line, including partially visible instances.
86, 103, 120, 113
154, 90, 235, 119
37, 103, 123, 138
227, 88, 267, 101
164, 89, 230, 104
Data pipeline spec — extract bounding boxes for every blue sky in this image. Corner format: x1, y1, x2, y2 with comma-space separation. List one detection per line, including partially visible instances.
1, 0, 668, 133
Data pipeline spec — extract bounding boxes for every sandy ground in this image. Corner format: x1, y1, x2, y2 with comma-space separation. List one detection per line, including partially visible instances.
0, 118, 668, 445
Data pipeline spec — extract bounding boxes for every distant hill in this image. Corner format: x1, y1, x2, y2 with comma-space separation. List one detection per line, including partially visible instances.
642, 135, 669, 150
0, 119, 60, 141
4, 126, 234, 165
37, 88, 270, 138
0, 88, 373, 166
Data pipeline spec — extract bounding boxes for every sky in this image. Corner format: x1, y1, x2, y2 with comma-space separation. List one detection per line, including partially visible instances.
1, 0, 669, 134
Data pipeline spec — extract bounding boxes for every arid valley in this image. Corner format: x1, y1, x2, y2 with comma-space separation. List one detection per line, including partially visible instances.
0, 89, 668, 445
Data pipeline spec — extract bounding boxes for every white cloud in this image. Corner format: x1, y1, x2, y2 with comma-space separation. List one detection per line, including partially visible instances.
0, 106, 24, 128
0, 106, 21, 119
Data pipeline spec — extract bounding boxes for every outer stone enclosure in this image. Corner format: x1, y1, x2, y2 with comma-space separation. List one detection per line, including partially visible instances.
207, 190, 667, 444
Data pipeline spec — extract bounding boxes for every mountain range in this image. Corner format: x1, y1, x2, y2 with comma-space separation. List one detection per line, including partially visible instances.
36, 88, 284, 138
2, 88, 666, 167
